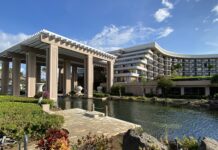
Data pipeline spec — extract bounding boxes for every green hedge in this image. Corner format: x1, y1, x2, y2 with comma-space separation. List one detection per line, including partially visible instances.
93, 92, 110, 98
0, 95, 54, 107
111, 85, 125, 96
171, 76, 211, 81
159, 94, 208, 99
0, 102, 64, 140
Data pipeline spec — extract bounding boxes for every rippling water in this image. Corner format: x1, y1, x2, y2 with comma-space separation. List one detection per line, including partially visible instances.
58, 98, 218, 140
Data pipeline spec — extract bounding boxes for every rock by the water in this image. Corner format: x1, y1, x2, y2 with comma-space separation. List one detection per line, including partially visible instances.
199, 137, 218, 150
209, 100, 218, 110
123, 129, 167, 150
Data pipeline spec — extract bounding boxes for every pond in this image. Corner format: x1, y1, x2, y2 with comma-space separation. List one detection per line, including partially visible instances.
58, 98, 218, 140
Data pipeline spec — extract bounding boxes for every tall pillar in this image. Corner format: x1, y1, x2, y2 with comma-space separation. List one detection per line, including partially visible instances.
63, 60, 71, 94
58, 67, 64, 92
36, 64, 41, 83
181, 87, 184, 96
106, 61, 114, 93
84, 55, 93, 98
12, 57, 21, 96
205, 87, 210, 96
46, 44, 58, 101
72, 66, 78, 90
1, 61, 9, 94
26, 51, 36, 97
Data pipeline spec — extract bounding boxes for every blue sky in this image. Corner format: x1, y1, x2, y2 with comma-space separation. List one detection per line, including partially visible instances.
0, 0, 218, 54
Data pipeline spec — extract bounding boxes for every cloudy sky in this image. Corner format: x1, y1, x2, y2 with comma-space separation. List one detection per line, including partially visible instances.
0, 0, 218, 54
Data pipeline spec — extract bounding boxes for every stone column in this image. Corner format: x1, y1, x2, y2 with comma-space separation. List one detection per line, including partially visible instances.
106, 61, 114, 93
205, 87, 210, 96
84, 58, 87, 95
36, 64, 41, 83
26, 51, 36, 97
58, 67, 64, 92
63, 60, 71, 94
12, 57, 21, 96
1, 60, 9, 94
84, 55, 93, 98
46, 44, 58, 101
72, 66, 78, 90
181, 87, 184, 95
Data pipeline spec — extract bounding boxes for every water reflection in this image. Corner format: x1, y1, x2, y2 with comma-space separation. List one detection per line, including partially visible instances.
58, 98, 218, 140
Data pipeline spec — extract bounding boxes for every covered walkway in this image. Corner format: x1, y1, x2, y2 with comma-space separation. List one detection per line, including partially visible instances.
0, 29, 116, 100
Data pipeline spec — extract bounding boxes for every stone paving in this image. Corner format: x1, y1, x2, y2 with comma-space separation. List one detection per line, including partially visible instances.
55, 108, 141, 143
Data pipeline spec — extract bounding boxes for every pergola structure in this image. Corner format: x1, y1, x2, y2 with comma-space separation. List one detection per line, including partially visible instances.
0, 29, 116, 100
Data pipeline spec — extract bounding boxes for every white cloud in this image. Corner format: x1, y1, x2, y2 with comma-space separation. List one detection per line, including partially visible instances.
213, 18, 218, 23
0, 31, 30, 52
157, 27, 174, 39
154, 0, 173, 22
205, 41, 218, 47
154, 8, 171, 22
162, 0, 173, 9
212, 4, 218, 15
84, 24, 174, 51
186, 0, 200, 2
195, 27, 199, 31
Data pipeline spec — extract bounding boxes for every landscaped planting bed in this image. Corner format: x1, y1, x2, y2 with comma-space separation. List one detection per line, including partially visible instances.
0, 95, 54, 107
0, 102, 64, 140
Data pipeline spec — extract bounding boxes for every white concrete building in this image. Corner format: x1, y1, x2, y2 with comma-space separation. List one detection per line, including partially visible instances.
110, 42, 218, 83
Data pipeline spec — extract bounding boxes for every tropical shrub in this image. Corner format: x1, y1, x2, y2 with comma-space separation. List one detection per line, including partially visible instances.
37, 128, 70, 150
157, 76, 173, 97
111, 85, 125, 96
0, 102, 64, 140
211, 74, 218, 84
214, 93, 218, 99
72, 133, 112, 150
93, 92, 110, 98
178, 136, 198, 150
0, 95, 54, 107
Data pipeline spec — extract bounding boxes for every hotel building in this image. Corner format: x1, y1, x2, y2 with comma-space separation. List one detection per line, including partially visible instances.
110, 42, 218, 83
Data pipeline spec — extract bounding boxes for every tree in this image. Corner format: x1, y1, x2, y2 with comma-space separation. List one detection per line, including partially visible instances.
139, 75, 147, 97
211, 74, 218, 85
157, 76, 173, 97
208, 64, 214, 76
172, 63, 182, 76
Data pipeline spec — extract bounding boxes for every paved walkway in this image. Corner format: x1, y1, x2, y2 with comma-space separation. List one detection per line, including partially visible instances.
55, 108, 140, 143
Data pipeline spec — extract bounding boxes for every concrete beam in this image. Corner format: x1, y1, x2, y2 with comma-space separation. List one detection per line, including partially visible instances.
1, 61, 9, 94
63, 60, 72, 94
46, 44, 58, 101
181, 87, 184, 95
106, 61, 114, 93
72, 66, 78, 90
12, 57, 21, 96
205, 87, 210, 96
36, 64, 41, 83
84, 55, 93, 98
26, 51, 36, 97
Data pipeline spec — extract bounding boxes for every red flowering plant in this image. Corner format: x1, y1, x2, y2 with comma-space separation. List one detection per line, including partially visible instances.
36, 128, 70, 150
43, 91, 49, 99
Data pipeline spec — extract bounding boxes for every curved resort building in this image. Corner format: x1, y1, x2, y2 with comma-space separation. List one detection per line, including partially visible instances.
110, 42, 218, 83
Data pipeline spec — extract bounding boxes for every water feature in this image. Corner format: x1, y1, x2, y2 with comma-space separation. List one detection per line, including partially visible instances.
58, 97, 218, 140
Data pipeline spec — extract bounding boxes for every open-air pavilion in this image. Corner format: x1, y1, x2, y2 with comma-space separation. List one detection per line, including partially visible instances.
0, 29, 116, 100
